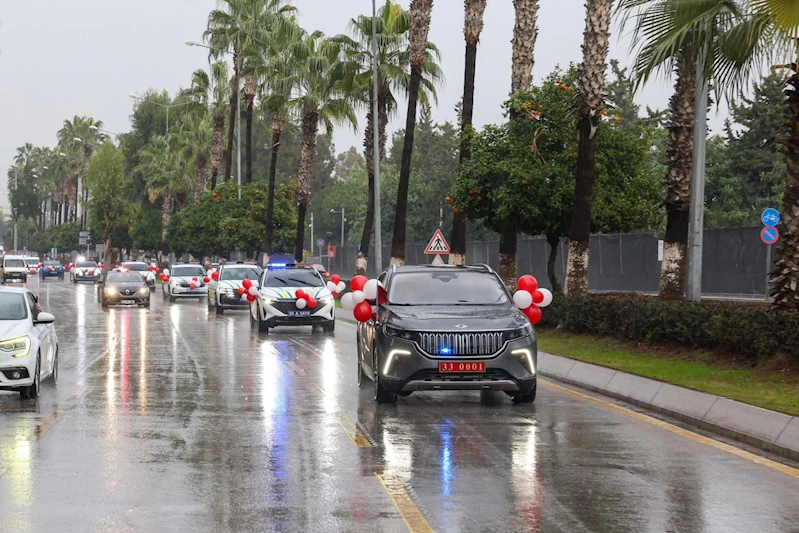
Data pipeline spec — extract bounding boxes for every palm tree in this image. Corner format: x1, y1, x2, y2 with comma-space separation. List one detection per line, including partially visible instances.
57, 116, 104, 224
334, 0, 442, 274
189, 62, 230, 190
137, 135, 193, 238
390, 0, 435, 266
178, 114, 214, 203
564, 0, 613, 296
449, 0, 488, 267
287, 33, 357, 262
617, 0, 799, 308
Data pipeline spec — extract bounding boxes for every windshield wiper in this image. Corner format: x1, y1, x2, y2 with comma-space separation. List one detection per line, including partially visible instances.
288, 278, 319, 287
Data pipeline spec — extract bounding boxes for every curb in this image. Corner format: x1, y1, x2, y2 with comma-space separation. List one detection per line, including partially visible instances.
538, 351, 799, 462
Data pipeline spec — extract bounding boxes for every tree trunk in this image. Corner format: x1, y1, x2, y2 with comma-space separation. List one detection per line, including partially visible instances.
244, 76, 256, 185
194, 156, 206, 204
546, 231, 562, 293
498, 230, 517, 290
263, 121, 284, 260
210, 114, 225, 190
103, 237, 112, 275
772, 69, 799, 311
390, 65, 423, 266
224, 51, 240, 184
294, 111, 319, 262
564, 0, 612, 296
358, 97, 377, 276
161, 195, 171, 240
660, 55, 697, 301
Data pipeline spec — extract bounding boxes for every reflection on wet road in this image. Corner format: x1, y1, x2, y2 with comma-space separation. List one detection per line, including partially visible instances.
1, 278, 798, 532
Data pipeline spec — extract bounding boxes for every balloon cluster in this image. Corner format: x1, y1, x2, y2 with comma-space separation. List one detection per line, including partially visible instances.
236, 279, 259, 302
340, 275, 383, 322
513, 275, 553, 325
148, 265, 160, 273
325, 274, 347, 297
293, 289, 318, 310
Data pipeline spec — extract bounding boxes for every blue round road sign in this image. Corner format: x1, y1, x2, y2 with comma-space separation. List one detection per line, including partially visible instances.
316, 239, 325, 247
761, 208, 780, 227
761, 226, 780, 245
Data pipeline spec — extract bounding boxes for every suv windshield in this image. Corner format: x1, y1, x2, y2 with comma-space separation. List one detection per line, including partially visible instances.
107, 271, 142, 283
0, 293, 28, 320
172, 266, 205, 277
389, 271, 509, 305
123, 263, 149, 271
25, 258, 40, 266
220, 266, 261, 281
77, 261, 98, 268
4, 259, 25, 268
263, 269, 323, 288
45, 260, 61, 266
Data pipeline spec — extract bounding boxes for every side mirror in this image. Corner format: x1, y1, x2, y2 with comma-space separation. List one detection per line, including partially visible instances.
36, 312, 55, 324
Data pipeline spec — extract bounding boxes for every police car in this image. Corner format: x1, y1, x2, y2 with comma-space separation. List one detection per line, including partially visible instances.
207, 262, 262, 314
249, 263, 335, 334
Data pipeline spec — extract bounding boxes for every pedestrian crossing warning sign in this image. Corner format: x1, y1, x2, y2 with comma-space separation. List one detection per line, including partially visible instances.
424, 229, 451, 255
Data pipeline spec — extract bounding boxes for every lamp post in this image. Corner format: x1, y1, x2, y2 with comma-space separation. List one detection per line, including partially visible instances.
371, 0, 383, 274
89, 125, 120, 143
330, 207, 346, 250
185, 39, 242, 200
13, 167, 18, 252
129, 93, 193, 135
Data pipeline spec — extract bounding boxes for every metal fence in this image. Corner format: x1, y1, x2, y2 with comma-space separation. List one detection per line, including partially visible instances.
324, 227, 773, 296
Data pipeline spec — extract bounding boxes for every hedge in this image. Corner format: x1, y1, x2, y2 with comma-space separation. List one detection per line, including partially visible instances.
537, 294, 799, 360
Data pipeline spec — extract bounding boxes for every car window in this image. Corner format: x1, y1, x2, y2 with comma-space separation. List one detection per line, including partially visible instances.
25, 258, 40, 266
263, 269, 323, 288
122, 263, 149, 271
107, 271, 143, 283
45, 260, 61, 266
76, 261, 98, 268
171, 266, 206, 277
388, 271, 510, 305
0, 293, 28, 320
220, 266, 262, 281
26, 293, 39, 321
4, 259, 25, 268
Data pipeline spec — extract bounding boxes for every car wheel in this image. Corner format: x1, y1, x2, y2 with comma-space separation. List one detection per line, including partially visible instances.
59, 274, 64, 280
512, 383, 537, 404
143, 300, 151, 308
169, 293, 175, 303
216, 303, 224, 315
257, 307, 269, 334
101, 297, 108, 308
373, 347, 396, 404
357, 337, 367, 388
323, 321, 335, 335
162, 288, 168, 301
51, 348, 59, 385
72, 277, 76, 284
20, 355, 41, 400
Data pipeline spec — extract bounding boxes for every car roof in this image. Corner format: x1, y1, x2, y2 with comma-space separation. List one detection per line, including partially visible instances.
4, 255, 25, 260
123, 261, 147, 265
222, 263, 259, 268
172, 263, 203, 266
388, 264, 494, 274
0, 286, 28, 294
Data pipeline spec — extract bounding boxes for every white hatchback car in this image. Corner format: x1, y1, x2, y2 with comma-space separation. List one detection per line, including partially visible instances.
163, 264, 208, 302
0, 287, 58, 399
122, 261, 157, 288
250, 263, 335, 334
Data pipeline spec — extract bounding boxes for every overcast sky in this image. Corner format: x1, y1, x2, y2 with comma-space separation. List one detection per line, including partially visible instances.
0, 0, 720, 211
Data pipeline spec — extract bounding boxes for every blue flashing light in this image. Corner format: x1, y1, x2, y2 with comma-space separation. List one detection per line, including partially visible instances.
267, 263, 288, 269
438, 346, 452, 355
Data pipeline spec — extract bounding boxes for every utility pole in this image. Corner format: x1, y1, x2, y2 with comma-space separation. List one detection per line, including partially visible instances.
371, 0, 383, 274
340, 206, 346, 250
13, 167, 18, 252
686, 50, 709, 302
309, 212, 314, 260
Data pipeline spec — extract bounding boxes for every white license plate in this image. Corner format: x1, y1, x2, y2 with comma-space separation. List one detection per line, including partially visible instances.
288, 311, 310, 317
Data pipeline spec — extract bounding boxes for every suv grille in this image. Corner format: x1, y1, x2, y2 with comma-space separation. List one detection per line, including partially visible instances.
418, 332, 504, 357
270, 300, 301, 314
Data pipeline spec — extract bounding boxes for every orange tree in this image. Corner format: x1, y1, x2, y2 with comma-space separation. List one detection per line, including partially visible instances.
451, 65, 660, 291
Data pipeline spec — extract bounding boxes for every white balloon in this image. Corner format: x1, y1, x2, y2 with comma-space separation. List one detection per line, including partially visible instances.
363, 279, 379, 300
513, 290, 533, 310
248, 286, 258, 296
352, 290, 365, 304
240, 294, 248, 302
296, 298, 307, 309
538, 288, 553, 308
163, 268, 170, 277
326, 281, 337, 292
336, 281, 346, 293
341, 292, 356, 310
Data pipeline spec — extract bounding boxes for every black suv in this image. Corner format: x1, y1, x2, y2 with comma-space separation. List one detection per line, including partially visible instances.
356, 264, 537, 404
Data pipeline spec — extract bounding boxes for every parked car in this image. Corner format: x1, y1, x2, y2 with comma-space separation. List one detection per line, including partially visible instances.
40, 260, 65, 280
0, 286, 58, 399
1, 255, 28, 283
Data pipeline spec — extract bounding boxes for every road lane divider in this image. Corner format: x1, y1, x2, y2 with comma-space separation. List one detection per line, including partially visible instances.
375, 472, 435, 533
30, 410, 62, 441
540, 379, 799, 479
334, 411, 373, 447
283, 361, 305, 376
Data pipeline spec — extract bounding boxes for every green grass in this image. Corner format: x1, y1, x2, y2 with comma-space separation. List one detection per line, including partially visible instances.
537, 330, 799, 417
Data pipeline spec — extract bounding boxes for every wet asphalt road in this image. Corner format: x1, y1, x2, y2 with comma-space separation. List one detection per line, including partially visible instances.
1, 278, 798, 533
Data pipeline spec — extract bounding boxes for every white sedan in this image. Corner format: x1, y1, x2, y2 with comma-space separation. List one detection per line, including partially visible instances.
163, 264, 208, 302
0, 287, 58, 399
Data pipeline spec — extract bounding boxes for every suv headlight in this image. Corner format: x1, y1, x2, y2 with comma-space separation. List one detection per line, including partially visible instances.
319, 296, 333, 305
506, 323, 533, 340
0, 336, 31, 358
384, 325, 415, 340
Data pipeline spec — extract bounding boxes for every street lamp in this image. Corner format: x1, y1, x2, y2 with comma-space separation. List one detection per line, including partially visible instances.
330, 207, 346, 250
185, 38, 242, 200
129, 93, 193, 136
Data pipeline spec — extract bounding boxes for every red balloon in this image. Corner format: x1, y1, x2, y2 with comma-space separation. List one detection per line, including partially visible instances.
203, 277, 210, 283
212, 271, 219, 280
518, 275, 538, 293
332, 291, 339, 299
192, 277, 198, 282
523, 305, 542, 325
354, 301, 372, 322
247, 294, 257, 302
237, 288, 246, 296
532, 290, 544, 304
190, 283, 196, 290
295, 289, 306, 299
351, 275, 368, 292
307, 297, 318, 308
331, 274, 341, 285
242, 279, 252, 289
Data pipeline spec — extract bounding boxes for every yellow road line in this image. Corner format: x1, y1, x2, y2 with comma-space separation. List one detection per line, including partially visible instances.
282, 361, 305, 376
376, 472, 434, 533
334, 411, 373, 447
65, 387, 87, 402
540, 379, 799, 479
30, 410, 62, 441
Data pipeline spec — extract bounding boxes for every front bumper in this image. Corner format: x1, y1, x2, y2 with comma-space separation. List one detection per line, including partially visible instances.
103, 291, 150, 305
169, 284, 208, 298
257, 298, 335, 327
74, 273, 101, 281
3, 271, 27, 280
0, 352, 35, 389
41, 269, 64, 277
376, 334, 537, 394
217, 292, 249, 309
